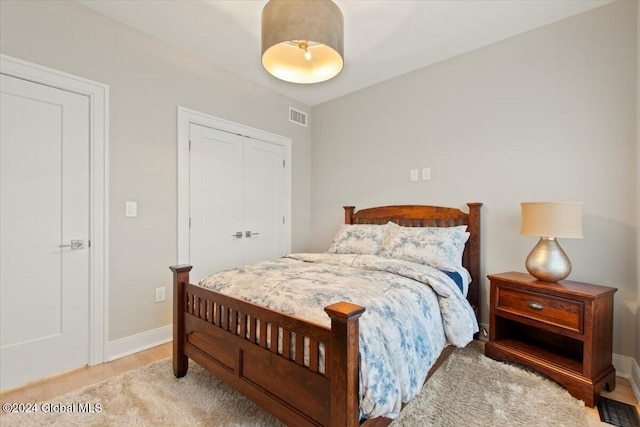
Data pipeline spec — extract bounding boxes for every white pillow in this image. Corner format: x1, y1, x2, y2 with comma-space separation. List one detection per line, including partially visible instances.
327, 224, 386, 255
377, 223, 469, 271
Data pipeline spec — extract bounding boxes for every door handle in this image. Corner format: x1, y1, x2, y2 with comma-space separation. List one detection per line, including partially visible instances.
245, 231, 260, 238
231, 231, 243, 239
59, 239, 84, 250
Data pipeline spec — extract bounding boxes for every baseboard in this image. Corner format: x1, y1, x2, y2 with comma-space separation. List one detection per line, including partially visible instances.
631, 359, 640, 403
108, 324, 172, 361
612, 353, 632, 379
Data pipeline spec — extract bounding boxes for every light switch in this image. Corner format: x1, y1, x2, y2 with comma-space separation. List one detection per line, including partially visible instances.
422, 168, 431, 180
125, 201, 137, 218
410, 169, 419, 181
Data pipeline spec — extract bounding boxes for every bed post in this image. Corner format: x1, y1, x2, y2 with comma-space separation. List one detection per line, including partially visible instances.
170, 265, 192, 378
324, 301, 366, 427
344, 206, 356, 224
466, 203, 483, 318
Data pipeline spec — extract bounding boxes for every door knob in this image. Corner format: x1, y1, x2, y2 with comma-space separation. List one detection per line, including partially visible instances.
59, 239, 84, 249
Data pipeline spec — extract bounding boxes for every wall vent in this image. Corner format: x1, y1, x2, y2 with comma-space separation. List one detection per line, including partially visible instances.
289, 107, 308, 127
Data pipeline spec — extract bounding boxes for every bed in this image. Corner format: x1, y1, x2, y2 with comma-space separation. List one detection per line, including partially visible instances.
170, 203, 482, 426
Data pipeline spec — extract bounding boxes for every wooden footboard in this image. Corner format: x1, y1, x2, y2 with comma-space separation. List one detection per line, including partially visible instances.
170, 265, 364, 427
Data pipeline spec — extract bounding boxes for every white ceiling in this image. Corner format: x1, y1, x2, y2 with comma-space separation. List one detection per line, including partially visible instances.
75, 0, 612, 106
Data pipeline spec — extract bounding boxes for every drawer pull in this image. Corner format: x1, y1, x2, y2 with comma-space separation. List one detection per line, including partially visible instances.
527, 301, 544, 311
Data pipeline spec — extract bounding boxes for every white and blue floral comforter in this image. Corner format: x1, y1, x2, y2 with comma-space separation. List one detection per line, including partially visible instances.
198, 253, 478, 420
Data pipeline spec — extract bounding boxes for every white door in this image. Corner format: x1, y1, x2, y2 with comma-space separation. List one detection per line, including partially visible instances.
243, 138, 285, 265
0, 74, 90, 390
189, 124, 244, 282
189, 124, 286, 281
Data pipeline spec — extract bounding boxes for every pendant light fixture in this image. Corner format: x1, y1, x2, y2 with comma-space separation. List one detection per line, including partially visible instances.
261, 0, 344, 84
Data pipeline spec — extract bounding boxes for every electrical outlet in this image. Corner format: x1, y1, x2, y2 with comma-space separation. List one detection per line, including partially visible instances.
155, 286, 165, 303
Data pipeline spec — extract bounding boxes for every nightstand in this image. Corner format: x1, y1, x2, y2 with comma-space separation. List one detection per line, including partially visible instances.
485, 271, 617, 407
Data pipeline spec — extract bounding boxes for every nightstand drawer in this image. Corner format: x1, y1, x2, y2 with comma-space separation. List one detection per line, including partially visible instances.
496, 287, 583, 333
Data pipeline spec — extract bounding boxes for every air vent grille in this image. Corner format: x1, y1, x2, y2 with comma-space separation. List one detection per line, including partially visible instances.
289, 107, 308, 127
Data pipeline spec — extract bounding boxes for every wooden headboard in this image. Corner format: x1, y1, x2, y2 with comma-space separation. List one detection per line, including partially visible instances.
343, 203, 482, 320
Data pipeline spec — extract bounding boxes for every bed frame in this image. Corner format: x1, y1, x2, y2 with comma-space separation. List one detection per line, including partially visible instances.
170, 203, 482, 427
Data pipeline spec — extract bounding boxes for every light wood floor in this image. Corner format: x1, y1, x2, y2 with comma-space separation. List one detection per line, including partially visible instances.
1, 342, 637, 425
1, 342, 171, 403
585, 376, 639, 426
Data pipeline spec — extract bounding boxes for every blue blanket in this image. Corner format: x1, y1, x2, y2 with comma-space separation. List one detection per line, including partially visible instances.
198, 253, 478, 419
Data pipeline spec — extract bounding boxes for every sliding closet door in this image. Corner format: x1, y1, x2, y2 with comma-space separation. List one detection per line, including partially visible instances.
243, 138, 285, 265
189, 124, 243, 281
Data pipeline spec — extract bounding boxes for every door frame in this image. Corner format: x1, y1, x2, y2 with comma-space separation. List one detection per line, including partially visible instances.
177, 106, 292, 265
1, 54, 110, 366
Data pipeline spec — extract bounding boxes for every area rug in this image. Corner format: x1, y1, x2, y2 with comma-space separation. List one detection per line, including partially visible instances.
391, 341, 587, 426
1, 341, 587, 426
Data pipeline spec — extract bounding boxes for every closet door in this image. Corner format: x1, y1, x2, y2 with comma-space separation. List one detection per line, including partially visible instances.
189, 124, 243, 281
243, 138, 285, 265
188, 124, 287, 281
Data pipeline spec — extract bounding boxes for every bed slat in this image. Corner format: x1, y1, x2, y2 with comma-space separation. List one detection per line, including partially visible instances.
221, 305, 228, 330
259, 319, 268, 349
270, 323, 278, 353
249, 317, 257, 343
294, 333, 304, 366
309, 338, 319, 373
282, 328, 291, 359
239, 311, 247, 338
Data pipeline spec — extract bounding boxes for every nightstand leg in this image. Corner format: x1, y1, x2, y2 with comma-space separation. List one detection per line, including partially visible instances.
604, 369, 616, 392
590, 367, 617, 406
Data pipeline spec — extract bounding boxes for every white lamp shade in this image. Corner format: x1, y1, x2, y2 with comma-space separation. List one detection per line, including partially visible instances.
261, 0, 344, 84
520, 202, 583, 238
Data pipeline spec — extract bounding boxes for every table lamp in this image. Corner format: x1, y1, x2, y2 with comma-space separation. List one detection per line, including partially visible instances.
520, 202, 583, 282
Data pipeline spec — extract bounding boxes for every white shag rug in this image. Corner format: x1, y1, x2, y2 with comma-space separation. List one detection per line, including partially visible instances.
391, 341, 587, 426
1, 341, 587, 426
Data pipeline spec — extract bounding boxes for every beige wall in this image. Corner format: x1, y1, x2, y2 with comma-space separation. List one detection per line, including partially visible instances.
0, 0, 312, 341
311, 1, 637, 357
